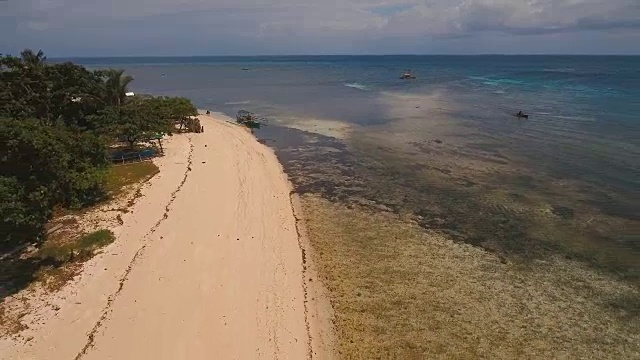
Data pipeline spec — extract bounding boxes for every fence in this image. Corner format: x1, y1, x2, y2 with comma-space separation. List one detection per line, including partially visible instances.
110, 149, 158, 165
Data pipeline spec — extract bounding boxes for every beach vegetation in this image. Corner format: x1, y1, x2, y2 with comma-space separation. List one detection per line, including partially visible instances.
38, 229, 115, 263
105, 161, 160, 198
89, 98, 174, 148
0, 228, 116, 299
0, 49, 107, 127
0, 118, 109, 251
146, 96, 198, 130
0, 49, 197, 252
104, 69, 134, 107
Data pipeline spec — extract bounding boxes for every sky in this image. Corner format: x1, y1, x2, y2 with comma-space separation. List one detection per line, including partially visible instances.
1, 0, 640, 56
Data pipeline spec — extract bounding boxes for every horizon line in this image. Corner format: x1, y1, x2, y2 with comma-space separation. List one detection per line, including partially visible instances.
49, 53, 640, 59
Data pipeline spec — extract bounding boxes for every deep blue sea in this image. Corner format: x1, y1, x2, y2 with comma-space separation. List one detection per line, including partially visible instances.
66, 56, 639, 209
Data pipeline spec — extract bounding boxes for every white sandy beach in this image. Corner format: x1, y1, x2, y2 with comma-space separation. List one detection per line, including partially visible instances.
0, 113, 333, 359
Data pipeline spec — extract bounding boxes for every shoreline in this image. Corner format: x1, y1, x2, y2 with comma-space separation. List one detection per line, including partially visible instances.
3, 103, 637, 358
245, 103, 640, 357
199, 110, 338, 358
0, 112, 335, 359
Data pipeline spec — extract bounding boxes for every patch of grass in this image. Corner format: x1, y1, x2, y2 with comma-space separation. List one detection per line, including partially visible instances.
1, 229, 116, 336
34, 229, 115, 293
105, 161, 159, 197
78, 229, 115, 251
1, 229, 116, 302
39, 229, 115, 262
301, 194, 640, 359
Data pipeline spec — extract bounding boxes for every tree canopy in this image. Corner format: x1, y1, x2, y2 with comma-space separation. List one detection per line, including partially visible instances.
0, 49, 199, 251
91, 99, 173, 147
104, 69, 134, 107
147, 96, 198, 122
1, 50, 107, 127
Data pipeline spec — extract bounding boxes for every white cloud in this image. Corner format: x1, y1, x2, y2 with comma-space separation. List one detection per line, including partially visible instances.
380, 0, 640, 36
1, 0, 639, 54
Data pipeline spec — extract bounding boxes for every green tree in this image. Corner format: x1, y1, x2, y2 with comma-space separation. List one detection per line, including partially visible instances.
104, 69, 134, 106
0, 50, 114, 250
0, 51, 106, 127
0, 49, 199, 250
147, 96, 198, 129
47, 63, 107, 129
19, 49, 46, 68
0, 50, 51, 121
91, 100, 174, 148
0, 119, 108, 250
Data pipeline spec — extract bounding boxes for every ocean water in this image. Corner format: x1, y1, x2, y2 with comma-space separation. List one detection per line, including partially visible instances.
70, 56, 639, 194
71, 56, 640, 131
67, 55, 640, 271
71, 55, 640, 125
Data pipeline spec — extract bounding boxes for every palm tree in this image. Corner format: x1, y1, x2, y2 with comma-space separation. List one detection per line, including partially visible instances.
18, 50, 50, 122
104, 69, 134, 106
20, 49, 46, 68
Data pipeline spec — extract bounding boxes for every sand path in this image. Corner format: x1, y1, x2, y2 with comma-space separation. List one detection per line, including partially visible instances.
2, 114, 315, 359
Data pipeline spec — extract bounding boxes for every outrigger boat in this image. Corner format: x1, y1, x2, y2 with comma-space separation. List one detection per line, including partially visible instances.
236, 110, 263, 129
400, 70, 416, 79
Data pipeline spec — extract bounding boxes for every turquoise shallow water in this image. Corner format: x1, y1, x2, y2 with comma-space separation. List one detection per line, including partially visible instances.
67, 55, 639, 218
